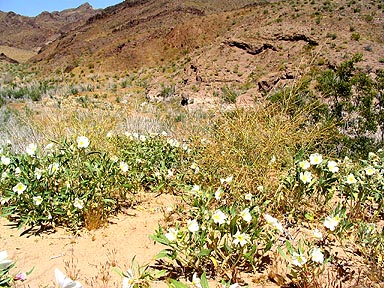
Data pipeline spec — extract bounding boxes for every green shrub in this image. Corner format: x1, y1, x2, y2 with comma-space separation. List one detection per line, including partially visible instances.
351, 32, 361, 41
0, 137, 130, 230
159, 84, 176, 99
151, 181, 279, 277
221, 86, 238, 104
316, 54, 384, 157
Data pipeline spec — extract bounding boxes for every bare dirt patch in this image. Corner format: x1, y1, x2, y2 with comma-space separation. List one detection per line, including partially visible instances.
0, 195, 176, 288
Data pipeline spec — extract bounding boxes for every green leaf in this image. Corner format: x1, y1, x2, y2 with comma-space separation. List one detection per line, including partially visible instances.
149, 234, 169, 245
197, 249, 211, 257
112, 267, 124, 277
285, 241, 294, 253
277, 245, 290, 262
153, 269, 167, 279
229, 215, 237, 235
201, 271, 209, 288
304, 212, 314, 221
168, 279, 189, 288
26, 266, 35, 276
154, 249, 173, 260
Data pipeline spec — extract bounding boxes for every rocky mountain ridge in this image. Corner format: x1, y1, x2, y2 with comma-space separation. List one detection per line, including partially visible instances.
0, 3, 101, 51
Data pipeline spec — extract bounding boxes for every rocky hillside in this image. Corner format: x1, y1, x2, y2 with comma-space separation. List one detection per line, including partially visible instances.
30, 0, 383, 77
0, 3, 101, 51
2, 0, 383, 109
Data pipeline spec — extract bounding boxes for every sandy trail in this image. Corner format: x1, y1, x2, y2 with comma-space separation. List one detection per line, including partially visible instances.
0, 195, 173, 288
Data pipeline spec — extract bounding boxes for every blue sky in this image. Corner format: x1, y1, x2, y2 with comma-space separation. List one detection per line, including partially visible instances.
0, 0, 123, 17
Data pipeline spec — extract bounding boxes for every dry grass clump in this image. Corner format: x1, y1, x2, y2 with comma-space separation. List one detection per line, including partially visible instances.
194, 103, 333, 194
0, 106, 44, 152
5, 102, 172, 155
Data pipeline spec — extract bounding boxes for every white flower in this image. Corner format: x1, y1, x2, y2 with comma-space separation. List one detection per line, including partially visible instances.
167, 169, 174, 178
309, 153, 323, 165
192, 273, 202, 288
1, 155, 10, 165
233, 231, 250, 247
191, 185, 201, 194
368, 152, 377, 159
122, 269, 134, 288
45, 142, 55, 152
212, 210, 227, 225
182, 143, 189, 151
161, 131, 168, 137
106, 131, 113, 138
311, 247, 324, 264
187, 219, 199, 233
327, 160, 339, 173
200, 138, 210, 145
13, 183, 26, 195
346, 173, 357, 184
324, 215, 340, 231
119, 161, 129, 173
264, 214, 284, 233
0, 250, 13, 269
164, 227, 178, 242
139, 135, 147, 142
239, 208, 252, 223
313, 228, 323, 240
365, 167, 376, 176
190, 163, 200, 174
77, 136, 89, 149
15, 167, 21, 175
34, 168, 43, 180
269, 155, 276, 165
228, 284, 241, 288
55, 268, 82, 288
26, 143, 37, 156
215, 187, 224, 200
1, 172, 7, 180
48, 162, 60, 174
365, 223, 376, 234
167, 138, 180, 148
33, 196, 43, 206
244, 193, 253, 201
220, 176, 233, 184
292, 252, 307, 267
0, 196, 9, 205
299, 171, 313, 184
73, 198, 84, 209
257, 185, 264, 192
110, 155, 118, 163
299, 160, 310, 170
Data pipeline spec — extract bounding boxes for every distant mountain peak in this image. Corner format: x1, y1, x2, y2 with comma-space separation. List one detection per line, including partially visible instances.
0, 3, 101, 50
78, 2, 94, 9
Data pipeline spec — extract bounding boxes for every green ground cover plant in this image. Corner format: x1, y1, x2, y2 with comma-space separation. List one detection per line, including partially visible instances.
0, 132, 195, 231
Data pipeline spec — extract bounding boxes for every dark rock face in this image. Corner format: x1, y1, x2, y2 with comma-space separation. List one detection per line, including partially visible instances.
223, 40, 277, 55
274, 33, 319, 46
